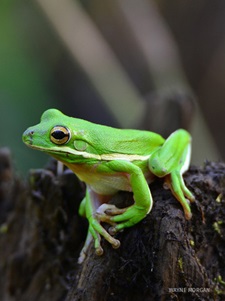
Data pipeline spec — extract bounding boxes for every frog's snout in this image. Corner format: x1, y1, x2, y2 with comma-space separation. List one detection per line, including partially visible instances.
22, 128, 34, 145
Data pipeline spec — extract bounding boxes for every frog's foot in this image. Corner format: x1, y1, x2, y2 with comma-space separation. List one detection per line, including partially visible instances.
78, 215, 121, 264
96, 204, 126, 217
165, 171, 195, 220
96, 203, 130, 229
97, 203, 148, 235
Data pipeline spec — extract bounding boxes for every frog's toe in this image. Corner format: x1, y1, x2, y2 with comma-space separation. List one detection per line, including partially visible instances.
105, 207, 126, 216
78, 251, 86, 264
108, 226, 117, 235
96, 203, 126, 216
180, 182, 195, 203
95, 204, 127, 225
184, 210, 192, 220
185, 190, 195, 203
96, 203, 116, 215
95, 246, 104, 256
90, 217, 122, 251
95, 212, 115, 225
78, 231, 93, 264
111, 239, 120, 249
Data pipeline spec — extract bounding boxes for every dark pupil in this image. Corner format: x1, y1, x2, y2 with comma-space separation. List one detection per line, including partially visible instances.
52, 130, 68, 140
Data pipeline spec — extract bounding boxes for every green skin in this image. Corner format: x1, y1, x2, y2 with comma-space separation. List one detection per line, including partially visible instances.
22, 109, 194, 263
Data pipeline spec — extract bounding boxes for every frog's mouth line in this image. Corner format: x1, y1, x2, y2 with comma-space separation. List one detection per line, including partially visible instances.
24, 141, 150, 162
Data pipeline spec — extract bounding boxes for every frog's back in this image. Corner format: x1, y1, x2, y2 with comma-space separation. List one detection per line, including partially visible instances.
87, 122, 165, 156
55, 111, 165, 156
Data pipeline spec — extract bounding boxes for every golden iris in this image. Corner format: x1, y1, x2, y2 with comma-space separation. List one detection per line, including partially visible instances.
50, 126, 70, 145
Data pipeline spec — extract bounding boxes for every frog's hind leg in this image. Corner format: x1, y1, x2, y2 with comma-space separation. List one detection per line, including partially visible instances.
149, 129, 195, 219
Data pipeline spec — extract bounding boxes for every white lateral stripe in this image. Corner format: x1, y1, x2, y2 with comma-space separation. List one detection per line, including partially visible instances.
101, 153, 150, 161
51, 146, 150, 161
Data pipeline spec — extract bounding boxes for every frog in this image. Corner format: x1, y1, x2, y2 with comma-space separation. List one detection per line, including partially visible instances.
22, 108, 194, 263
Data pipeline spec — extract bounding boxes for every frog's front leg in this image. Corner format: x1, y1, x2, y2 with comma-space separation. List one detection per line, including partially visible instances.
78, 186, 120, 263
96, 160, 153, 233
148, 129, 195, 219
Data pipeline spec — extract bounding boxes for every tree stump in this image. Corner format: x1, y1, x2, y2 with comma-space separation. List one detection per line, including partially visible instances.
0, 147, 225, 301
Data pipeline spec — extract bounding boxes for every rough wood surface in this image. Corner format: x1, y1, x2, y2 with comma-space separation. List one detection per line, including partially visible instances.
0, 147, 225, 301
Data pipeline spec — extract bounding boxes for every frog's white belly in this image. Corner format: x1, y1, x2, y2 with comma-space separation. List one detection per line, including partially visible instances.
81, 172, 132, 195
78, 169, 154, 195
66, 162, 155, 195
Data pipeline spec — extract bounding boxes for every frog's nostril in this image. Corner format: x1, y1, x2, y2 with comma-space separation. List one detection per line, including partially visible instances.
22, 129, 35, 145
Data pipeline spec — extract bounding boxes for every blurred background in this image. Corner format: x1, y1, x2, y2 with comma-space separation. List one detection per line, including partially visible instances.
0, 0, 224, 175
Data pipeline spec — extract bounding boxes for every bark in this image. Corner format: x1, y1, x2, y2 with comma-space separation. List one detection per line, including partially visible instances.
0, 147, 225, 301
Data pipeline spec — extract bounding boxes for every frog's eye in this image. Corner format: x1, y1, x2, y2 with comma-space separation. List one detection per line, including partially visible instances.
50, 126, 70, 145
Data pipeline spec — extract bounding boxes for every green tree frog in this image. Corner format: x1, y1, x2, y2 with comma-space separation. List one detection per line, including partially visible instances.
22, 109, 194, 262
